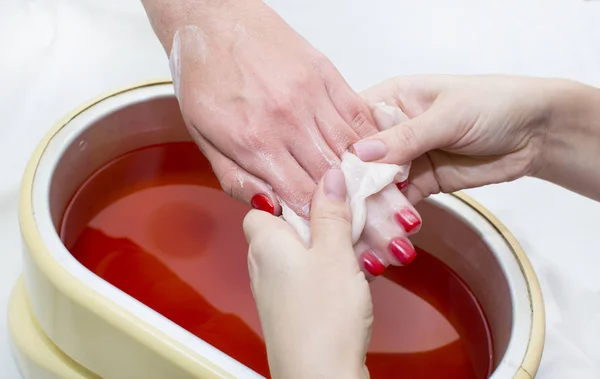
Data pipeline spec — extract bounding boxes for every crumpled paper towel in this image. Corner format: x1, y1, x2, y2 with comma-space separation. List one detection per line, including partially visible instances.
280, 103, 410, 245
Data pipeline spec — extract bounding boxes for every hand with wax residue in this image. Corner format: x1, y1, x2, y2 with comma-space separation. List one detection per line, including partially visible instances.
141, 0, 422, 279
158, 1, 379, 216
244, 168, 371, 379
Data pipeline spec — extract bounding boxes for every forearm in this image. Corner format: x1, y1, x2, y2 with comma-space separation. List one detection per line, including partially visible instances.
535, 79, 600, 201
140, 0, 269, 53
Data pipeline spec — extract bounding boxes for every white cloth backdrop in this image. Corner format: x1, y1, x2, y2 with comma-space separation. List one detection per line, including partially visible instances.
1, 0, 599, 377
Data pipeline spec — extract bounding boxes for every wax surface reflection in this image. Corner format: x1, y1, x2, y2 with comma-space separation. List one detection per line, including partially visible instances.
61, 142, 493, 379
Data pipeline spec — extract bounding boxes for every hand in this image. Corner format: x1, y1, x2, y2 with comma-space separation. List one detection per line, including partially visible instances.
354, 75, 555, 203
169, 0, 378, 217
163, 0, 422, 278
243, 168, 371, 379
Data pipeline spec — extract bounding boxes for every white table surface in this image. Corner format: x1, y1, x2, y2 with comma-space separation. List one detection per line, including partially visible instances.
1, 0, 600, 377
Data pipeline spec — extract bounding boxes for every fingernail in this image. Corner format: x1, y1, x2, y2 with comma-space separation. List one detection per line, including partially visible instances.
362, 250, 386, 276
324, 168, 346, 201
251, 194, 275, 215
396, 179, 409, 191
388, 238, 417, 265
351, 140, 387, 161
394, 208, 421, 233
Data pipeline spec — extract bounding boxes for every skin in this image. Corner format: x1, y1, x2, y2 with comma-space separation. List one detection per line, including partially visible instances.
358, 75, 600, 203
140, 0, 418, 275
244, 75, 600, 378
245, 169, 370, 379
140, 0, 378, 214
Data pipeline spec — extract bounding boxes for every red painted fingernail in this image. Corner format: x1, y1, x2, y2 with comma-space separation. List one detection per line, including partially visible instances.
396, 179, 409, 191
388, 238, 417, 265
394, 208, 421, 233
251, 194, 275, 215
362, 250, 386, 276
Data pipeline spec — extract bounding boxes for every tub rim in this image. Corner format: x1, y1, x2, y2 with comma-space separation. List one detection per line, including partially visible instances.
18, 78, 545, 379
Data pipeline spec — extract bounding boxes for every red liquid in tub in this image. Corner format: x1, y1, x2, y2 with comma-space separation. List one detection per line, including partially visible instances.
61, 142, 493, 379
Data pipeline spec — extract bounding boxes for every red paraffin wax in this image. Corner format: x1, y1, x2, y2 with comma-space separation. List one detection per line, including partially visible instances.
61, 142, 493, 379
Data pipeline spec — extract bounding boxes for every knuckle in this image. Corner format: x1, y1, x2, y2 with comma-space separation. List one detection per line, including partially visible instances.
316, 206, 352, 228
392, 123, 417, 152
349, 107, 376, 137
239, 128, 269, 152
351, 110, 368, 130
266, 72, 314, 119
249, 232, 285, 264
265, 93, 294, 119
216, 165, 242, 199
282, 188, 314, 219
291, 69, 314, 91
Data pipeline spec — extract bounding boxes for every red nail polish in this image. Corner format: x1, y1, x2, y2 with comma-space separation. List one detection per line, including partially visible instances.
394, 208, 421, 233
251, 194, 275, 215
388, 238, 417, 265
396, 179, 409, 191
362, 250, 385, 276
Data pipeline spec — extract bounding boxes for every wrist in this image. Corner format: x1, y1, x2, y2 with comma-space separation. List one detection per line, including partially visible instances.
533, 79, 600, 198
269, 347, 369, 379
273, 363, 368, 379
141, 0, 272, 52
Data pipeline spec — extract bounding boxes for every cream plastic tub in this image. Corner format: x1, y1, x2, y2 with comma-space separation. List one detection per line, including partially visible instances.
8, 278, 98, 379
17, 80, 545, 378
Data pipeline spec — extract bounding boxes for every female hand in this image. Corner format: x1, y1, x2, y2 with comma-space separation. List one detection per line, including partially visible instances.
243, 169, 371, 379
355, 75, 559, 203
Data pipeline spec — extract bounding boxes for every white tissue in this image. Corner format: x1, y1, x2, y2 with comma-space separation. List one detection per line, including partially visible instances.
281, 152, 409, 246
280, 102, 410, 246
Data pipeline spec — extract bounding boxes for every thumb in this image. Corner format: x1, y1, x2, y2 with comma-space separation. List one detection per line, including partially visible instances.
309, 168, 354, 256
351, 105, 457, 165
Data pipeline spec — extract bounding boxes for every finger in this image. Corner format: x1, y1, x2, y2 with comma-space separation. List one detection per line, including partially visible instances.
361, 184, 419, 266
309, 168, 354, 255
368, 102, 410, 131
360, 75, 454, 113
188, 118, 316, 218
360, 78, 400, 105
351, 105, 458, 165
402, 155, 438, 205
406, 150, 529, 202
403, 183, 425, 206
191, 129, 282, 215
243, 209, 274, 245
313, 104, 361, 156
244, 209, 302, 283
288, 121, 341, 181
366, 102, 411, 188
321, 68, 379, 138
243, 209, 298, 246
259, 151, 317, 218
209, 127, 316, 218
354, 240, 389, 281
244, 210, 301, 265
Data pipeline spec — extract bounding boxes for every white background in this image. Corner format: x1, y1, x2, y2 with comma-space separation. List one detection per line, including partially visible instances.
1, 0, 600, 377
